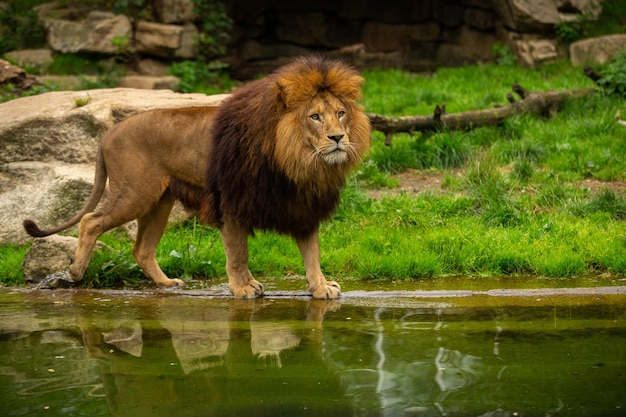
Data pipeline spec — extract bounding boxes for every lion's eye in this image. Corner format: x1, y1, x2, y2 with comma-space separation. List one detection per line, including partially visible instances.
310, 113, 321, 121
337, 111, 345, 118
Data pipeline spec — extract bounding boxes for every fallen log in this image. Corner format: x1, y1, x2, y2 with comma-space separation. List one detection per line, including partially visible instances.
367, 85, 596, 146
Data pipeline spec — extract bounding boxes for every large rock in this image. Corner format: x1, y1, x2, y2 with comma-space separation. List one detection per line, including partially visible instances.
154, 0, 195, 24
0, 59, 41, 90
493, 0, 601, 32
135, 21, 199, 59
0, 88, 229, 245
22, 234, 111, 288
515, 38, 559, 67
570, 34, 626, 66
362, 22, 440, 53
3, 49, 53, 68
44, 11, 133, 54
0, 161, 95, 244
21, 235, 79, 286
118, 75, 180, 90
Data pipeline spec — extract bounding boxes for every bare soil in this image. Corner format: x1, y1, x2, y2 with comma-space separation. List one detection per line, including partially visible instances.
367, 169, 626, 199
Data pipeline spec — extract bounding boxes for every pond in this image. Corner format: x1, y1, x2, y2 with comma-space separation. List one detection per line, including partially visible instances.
1, 285, 625, 417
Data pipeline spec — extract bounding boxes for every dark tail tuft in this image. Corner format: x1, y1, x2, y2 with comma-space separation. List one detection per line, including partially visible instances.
23, 219, 51, 238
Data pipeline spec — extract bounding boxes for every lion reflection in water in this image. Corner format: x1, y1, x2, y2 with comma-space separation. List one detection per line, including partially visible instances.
77, 299, 347, 415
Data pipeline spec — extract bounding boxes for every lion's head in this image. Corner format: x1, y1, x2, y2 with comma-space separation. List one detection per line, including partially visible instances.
207, 55, 371, 238
271, 56, 371, 185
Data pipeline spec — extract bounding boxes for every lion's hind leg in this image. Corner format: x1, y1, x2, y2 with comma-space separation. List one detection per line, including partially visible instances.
69, 198, 148, 282
133, 191, 185, 287
220, 220, 264, 299
69, 211, 107, 282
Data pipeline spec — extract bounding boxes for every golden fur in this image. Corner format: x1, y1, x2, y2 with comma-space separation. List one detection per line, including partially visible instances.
23, 56, 371, 299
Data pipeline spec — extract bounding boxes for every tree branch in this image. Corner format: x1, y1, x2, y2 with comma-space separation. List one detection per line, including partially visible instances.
367, 85, 596, 145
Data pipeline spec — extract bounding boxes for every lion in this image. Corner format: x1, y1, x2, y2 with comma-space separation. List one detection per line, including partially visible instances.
22, 55, 371, 299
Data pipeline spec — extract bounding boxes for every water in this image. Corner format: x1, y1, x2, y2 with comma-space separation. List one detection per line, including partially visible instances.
1, 287, 625, 417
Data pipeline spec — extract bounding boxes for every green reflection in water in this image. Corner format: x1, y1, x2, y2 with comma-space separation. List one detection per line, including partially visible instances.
0, 290, 625, 417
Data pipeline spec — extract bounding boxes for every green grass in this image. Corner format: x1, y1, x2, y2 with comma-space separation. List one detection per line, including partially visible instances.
3, 58, 626, 287
0, 245, 29, 286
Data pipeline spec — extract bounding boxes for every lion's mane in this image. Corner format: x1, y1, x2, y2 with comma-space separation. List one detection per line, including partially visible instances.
173, 56, 370, 239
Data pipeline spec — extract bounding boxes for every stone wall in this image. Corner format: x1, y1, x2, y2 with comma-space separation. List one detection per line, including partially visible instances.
224, 0, 602, 77
24, 0, 603, 79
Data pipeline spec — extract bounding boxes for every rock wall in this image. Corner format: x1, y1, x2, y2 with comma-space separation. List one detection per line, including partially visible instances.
225, 0, 601, 77
25, 0, 602, 79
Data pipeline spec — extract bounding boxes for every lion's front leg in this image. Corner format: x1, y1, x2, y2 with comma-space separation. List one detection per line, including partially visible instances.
220, 220, 264, 299
297, 228, 341, 299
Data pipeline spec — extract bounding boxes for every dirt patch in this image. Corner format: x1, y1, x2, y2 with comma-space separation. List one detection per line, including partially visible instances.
577, 178, 626, 195
367, 169, 459, 199
367, 169, 626, 199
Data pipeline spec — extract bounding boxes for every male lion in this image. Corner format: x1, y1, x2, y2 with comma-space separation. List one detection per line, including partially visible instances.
23, 55, 371, 299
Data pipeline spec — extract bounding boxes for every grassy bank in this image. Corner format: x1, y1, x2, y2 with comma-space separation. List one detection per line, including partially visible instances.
2, 59, 626, 288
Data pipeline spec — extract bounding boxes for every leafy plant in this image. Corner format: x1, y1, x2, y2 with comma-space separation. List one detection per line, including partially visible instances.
596, 50, 626, 96
492, 42, 517, 67
0, 2, 46, 55
0, 83, 54, 104
192, 0, 232, 59
160, 218, 220, 280
164, 0, 234, 94
169, 59, 232, 93
74, 94, 92, 107
110, 0, 152, 22
555, 13, 594, 43
47, 53, 113, 75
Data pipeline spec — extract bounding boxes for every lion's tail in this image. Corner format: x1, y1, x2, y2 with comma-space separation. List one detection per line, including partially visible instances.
23, 148, 108, 238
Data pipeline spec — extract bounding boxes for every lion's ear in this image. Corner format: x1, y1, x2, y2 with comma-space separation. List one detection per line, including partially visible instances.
276, 72, 322, 110
275, 82, 288, 110
327, 68, 364, 102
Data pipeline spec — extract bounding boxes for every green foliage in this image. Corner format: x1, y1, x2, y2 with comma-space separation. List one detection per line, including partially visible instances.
192, 0, 232, 59
574, 189, 626, 220
0, 83, 54, 104
430, 132, 474, 168
169, 59, 232, 94
554, 13, 594, 43
354, 160, 399, 189
492, 42, 517, 67
585, 0, 626, 37
0, 2, 47, 55
158, 218, 221, 280
166, 1, 234, 94
596, 50, 626, 96
44, 53, 127, 88
74, 94, 92, 107
0, 245, 29, 286
110, 0, 145, 13
85, 245, 144, 288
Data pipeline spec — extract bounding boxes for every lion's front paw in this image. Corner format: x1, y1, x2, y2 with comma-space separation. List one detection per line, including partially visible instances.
231, 279, 264, 299
157, 277, 186, 288
310, 280, 342, 299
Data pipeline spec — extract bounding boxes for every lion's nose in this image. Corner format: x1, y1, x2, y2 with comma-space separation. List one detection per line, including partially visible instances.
327, 134, 344, 143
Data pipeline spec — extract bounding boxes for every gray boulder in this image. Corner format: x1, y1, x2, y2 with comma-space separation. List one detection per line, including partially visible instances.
44, 11, 133, 55
22, 235, 80, 287
570, 34, 626, 66
135, 21, 199, 59
493, 0, 601, 32
154, 0, 196, 24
